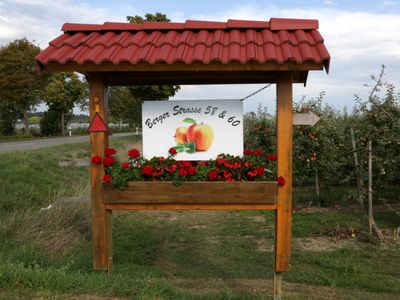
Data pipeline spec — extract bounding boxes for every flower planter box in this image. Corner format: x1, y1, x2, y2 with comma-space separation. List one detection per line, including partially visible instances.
103, 181, 277, 205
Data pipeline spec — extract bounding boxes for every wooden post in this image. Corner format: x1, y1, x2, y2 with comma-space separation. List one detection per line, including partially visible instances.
274, 272, 282, 300
88, 73, 112, 271
275, 72, 293, 273
368, 140, 373, 235
350, 127, 363, 206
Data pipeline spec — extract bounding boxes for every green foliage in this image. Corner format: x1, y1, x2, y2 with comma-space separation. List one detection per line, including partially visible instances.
243, 77, 400, 205
0, 38, 49, 131
243, 104, 276, 154
0, 101, 18, 135
292, 92, 353, 189
353, 65, 400, 186
40, 108, 64, 136
28, 116, 41, 124
108, 86, 141, 128
126, 12, 170, 23
41, 72, 87, 136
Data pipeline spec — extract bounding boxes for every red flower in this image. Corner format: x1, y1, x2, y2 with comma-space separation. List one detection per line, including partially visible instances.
128, 148, 140, 158
248, 169, 258, 178
165, 164, 178, 173
103, 156, 116, 167
103, 174, 112, 183
243, 149, 253, 155
267, 154, 277, 161
141, 165, 154, 176
253, 149, 263, 156
208, 171, 217, 181
277, 176, 285, 186
168, 147, 177, 155
233, 162, 242, 169
159, 157, 165, 162
223, 170, 233, 180
91, 155, 102, 164
121, 162, 130, 169
105, 148, 117, 157
256, 167, 265, 176
216, 157, 225, 165
178, 168, 187, 177
244, 161, 252, 168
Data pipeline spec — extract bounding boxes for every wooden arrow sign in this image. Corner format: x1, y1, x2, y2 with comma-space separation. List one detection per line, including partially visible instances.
88, 112, 108, 132
292, 113, 320, 126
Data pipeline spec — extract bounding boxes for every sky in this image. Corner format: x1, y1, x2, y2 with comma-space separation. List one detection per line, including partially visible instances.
1, 0, 400, 114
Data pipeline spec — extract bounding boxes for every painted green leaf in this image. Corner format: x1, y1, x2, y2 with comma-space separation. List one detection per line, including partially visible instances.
184, 141, 196, 153
174, 144, 185, 152
183, 118, 196, 124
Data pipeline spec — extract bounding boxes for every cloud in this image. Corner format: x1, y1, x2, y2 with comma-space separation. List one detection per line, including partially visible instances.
185, 4, 400, 110
324, 0, 337, 6
0, 0, 126, 48
383, 0, 395, 7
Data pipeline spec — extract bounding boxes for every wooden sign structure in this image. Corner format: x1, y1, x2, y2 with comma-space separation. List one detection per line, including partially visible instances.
35, 18, 330, 299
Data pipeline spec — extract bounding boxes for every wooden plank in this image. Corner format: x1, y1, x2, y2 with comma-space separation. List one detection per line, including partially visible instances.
105, 203, 277, 211
275, 72, 293, 273
105, 71, 307, 85
88, 73, 110, 271
58, 159, 90, 167
44, 61, 324, 73
103, 181, 277, 204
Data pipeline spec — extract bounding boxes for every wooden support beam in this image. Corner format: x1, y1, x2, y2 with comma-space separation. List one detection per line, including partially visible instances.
103, 181, 277, 204
105, 203, 277, 211
275, 72, 293, 273
88, 73, 111, 271
274, 272, 282, 300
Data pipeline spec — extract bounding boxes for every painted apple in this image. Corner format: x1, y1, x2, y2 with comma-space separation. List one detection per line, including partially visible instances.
187, 123, 214, 151
174, 126, 188, 144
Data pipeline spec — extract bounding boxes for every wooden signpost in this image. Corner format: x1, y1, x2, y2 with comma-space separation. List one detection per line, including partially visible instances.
35, 18, 330, 299
292, 113, 320, 126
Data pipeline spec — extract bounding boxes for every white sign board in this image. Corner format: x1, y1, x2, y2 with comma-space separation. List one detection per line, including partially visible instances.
142, 100, 243, 160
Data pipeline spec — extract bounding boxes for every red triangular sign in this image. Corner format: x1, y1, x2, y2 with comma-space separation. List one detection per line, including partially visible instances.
88, 112, 108, 132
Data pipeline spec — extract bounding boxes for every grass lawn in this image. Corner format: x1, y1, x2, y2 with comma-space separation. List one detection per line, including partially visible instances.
0, 136, 399, 299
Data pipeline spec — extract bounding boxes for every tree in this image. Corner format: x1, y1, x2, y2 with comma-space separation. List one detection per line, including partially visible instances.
0, 101, 19, 135
0, 38, 48, 134
109, 13, 180, 127
41, 72, 87, 135
108, 86, 141, 128
353, 65, 399, 239
126, 12, 170, 23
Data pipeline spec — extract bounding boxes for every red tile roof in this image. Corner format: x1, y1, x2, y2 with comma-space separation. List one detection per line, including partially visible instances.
36, 18, 330, 72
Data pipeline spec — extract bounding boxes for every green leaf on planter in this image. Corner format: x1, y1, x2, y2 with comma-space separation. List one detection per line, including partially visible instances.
183, 117, 196, 124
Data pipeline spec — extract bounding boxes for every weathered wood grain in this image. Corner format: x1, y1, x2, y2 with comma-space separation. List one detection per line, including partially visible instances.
275, 72, 293, 273
103, 181, 277, 204
89, 73, 110, 271
105, 203, 276, 211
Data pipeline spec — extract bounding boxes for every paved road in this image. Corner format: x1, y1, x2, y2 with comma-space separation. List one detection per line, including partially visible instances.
0, 133, 138, 153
